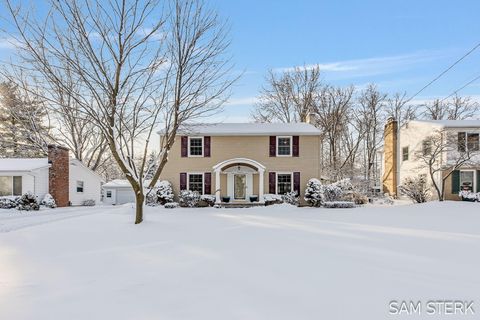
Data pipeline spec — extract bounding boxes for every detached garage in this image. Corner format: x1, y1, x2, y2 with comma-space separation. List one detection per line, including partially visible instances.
103, 180, 136, 205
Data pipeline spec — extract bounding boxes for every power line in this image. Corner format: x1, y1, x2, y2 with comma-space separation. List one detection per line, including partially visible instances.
406, 41, 480, 103
440, 73, 480, 102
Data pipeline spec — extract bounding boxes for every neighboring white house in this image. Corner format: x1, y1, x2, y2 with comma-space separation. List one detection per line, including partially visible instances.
382, 119, 480, 200
0, 145, 104, 206
103, 179, 136, 205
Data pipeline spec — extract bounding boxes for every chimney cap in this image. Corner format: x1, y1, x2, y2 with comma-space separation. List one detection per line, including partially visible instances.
48, 144, 70, 151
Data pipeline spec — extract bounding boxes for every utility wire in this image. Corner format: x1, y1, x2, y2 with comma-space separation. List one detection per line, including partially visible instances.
440, 73, 480, 102
406, 42, 480, 103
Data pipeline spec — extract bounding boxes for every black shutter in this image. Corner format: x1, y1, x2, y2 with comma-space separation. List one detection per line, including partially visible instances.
451, 170, 460, 194
204, 172, 211, 194
293, 136, 299, 157
180, 172, 187, 190
477, 170, 480, 193
293, 172, 300, 195
204, 136, 211, 157
181, 136, 188, 157
269, 136, 276, 157
269, 172, 276, 194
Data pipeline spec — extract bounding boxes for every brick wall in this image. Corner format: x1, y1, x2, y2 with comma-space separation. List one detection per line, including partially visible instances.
48, 145, 70, 207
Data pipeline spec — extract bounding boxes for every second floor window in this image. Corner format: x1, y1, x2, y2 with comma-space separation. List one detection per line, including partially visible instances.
402, 146, 409, 161
188, 174, 203, 194
277, 136, 292, 156
189, 137, 203, 156
458, 132, 479, 152
422, 140, 432, 156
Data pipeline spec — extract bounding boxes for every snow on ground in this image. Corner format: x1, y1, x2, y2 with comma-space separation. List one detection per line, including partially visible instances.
0, 202, 479, 320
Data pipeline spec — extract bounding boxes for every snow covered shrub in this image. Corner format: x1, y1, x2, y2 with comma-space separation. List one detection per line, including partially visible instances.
323, 201, 355, 208
321, 184, 343, 202
332, 178, 354, 192
282, 191, 299, 206
200, 195, 216, 207
146, 181, 174, 206
164, 202, 179, 209
459, 191, 480, 202
179, 190, 201, 207
0, 196, 20, 209
304, 178, 323, 207
399, 176, 430, 203
340, 191, 368, 205
264, 193, 283, 206
16, 192, 40, 211
82, 199, 96, 206
40, 194, 57, 208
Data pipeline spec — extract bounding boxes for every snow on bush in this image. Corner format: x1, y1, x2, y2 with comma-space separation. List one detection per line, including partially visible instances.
459, 191, 480, 202
164, 202, 179, 209
200, 195, 216, 207
179, 190, 201, 207
305, 178, 364, 207
0, 196, 20, 209
322, 184, 343, 202
332, 178, 354, 192
264, 193, 283, 206
304, 179, 323, 207
16, 192, 40, 211
40, 194, 57, 208
146, 181, 174, 206
282, 191, 299, 206
399, 176, 430, 203
82, 199, 96, 206
323, 201, 355, 208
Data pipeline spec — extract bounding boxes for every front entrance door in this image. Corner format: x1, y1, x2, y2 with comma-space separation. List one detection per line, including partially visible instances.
234, 174, 246, 200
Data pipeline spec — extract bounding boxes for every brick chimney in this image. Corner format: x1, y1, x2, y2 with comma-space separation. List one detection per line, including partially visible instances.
382, 117, 398, 197
48, 145, 70, 207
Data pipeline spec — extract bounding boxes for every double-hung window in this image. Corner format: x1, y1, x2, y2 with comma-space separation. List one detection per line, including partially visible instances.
459, 170, 475, 192
188, 137, 203, 157
277, 173, 292, 194
277, 136, 292, 156
458, 132, 479, 152
76, 181, 84, 193
0, 176, 22, 196
188, 174, 203, 194
402, 146, 409, 161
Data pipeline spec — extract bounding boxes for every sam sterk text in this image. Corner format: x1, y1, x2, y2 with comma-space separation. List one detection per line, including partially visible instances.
389, 300, 475, 316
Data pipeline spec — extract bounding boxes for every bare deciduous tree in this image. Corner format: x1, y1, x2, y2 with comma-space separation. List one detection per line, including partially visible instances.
3, 0, 235, 224
385, 92, 416, 126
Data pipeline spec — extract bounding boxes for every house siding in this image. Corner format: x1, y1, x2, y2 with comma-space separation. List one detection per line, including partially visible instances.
69, 160, 103, 206
159, 135, 321, 203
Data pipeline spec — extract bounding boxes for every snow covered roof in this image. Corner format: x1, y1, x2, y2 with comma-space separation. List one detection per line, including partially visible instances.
159, 122, 322, 136
0, 158, 50, 172
410, 120, 480, 128
103, 179, 167, 188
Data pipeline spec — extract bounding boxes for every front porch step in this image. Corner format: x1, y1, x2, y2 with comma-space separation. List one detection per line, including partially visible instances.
217, 202, 265, 208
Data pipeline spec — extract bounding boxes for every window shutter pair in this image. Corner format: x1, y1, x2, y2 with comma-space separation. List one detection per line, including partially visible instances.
181, 136, 211, 157
267, 172, 301, 194
180, 172, 212, 194
269, 136, 299, 157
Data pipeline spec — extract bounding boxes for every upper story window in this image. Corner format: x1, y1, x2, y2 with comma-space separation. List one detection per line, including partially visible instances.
0, 176, 22, 196
277, 136, 292, 156
402, 146, 409, 161
188, 137, 203, 157
458, 132, 479, 152
76, 181, 84, 193
422, 140, 432, 156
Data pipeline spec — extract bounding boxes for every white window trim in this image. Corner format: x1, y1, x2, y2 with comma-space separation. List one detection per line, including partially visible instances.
76, 181, 84, 193
188, 136, 204, 157
276, 136, 293, 157
459, 169, 476, 192
187, 172, 204, 194
459, 132, 480, 152
402, 146, 409, 161
275, 172, 293, 195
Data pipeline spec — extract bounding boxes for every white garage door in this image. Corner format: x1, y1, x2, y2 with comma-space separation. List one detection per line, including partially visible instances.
116, 189, 136, 204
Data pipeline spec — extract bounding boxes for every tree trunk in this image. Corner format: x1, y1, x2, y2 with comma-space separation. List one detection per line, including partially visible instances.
135, 192, 145, 224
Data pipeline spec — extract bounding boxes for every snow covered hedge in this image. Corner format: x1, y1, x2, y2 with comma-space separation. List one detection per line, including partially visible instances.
146, 181, 174, 206
399, 176, 430, 203
41, 194, 57, 208
304, 178, 363, 207
282, 191, 299, 206
179, 190, 201, 207
0, 196, 20, 209
164, 202, 179, 209
459, 191, 480, 202
16, 192, 40, 211
82, 199, 96, 206
323, 201, 355, 208
264, 194, 283, 206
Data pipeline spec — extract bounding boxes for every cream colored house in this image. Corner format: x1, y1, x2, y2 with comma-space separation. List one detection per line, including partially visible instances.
382, 119, 480, 200
159, 123, 322, 204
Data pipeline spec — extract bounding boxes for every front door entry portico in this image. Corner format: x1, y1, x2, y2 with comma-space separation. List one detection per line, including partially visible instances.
234, 174, 246, 200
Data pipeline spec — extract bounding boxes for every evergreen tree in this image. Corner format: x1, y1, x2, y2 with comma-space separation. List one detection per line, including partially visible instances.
144, 151, 158, 180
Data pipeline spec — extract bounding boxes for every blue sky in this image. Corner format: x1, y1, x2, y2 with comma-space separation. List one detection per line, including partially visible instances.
1, 0, 480, 122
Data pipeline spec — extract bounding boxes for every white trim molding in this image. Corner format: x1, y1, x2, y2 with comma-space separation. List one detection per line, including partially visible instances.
276, 136, 293, 157
187, 136, 204, 157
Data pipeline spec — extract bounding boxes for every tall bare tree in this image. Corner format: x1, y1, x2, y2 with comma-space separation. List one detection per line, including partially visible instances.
3, 0, 235, 224
251, 66, 321, 123
385, 92, 417, 126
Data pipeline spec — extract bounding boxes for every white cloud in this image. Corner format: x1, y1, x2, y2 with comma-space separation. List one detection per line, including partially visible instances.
0, 37, 21, 50
274, 50, 449, 79
224, 96, 258, 106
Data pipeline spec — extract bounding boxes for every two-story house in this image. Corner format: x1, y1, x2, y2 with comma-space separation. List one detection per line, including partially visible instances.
159, 123, 322, 204
382, 119, 480, 200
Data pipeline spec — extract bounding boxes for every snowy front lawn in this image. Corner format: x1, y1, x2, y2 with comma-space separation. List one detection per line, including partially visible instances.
0, 202, 479, 320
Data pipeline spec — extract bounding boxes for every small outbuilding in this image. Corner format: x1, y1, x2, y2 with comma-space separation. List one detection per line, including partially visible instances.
102, 179, 136, 205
